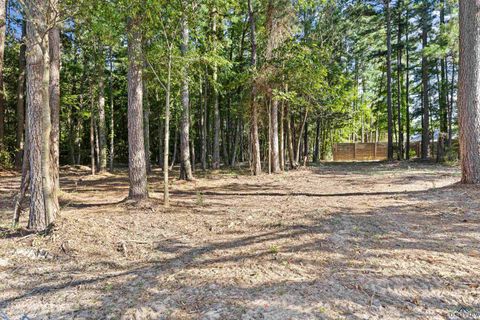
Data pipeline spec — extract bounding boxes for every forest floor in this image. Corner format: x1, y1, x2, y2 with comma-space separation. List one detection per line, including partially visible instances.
0, 162, 479, 320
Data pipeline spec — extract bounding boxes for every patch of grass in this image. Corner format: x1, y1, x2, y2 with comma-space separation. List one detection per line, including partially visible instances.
104, 283, 114, 291
196, 191, 204, 206
269, 245, 279, 254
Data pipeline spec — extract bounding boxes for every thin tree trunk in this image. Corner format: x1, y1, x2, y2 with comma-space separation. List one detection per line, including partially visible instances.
143, 71, 151, 174
179, 14, 193, 180
170, 127, 178, 170
90, 84, 95, 176
127, 17, 148, 199
385, 0, 394, 160
421, 5, 430, 160
303, 120, 309, 166
0, 0, 6, 151
405, 4, 411, 160
314, 118, 320, 163
458, 0, 480, 183
396, 0, 403, 160
15, 20, 26, 169
271, 99, 280, 172
295, 109, 308, 164
201, 77, 207, 170
231, 119, 240, 167
279, 101, 284, 170
96, 48, 107, 172
286, 105, 296, 169
248, 0, 261, 175
49, 19, 61, 216
109, 47, 115, 171
163, 51, 172, 207
94, 116, 100, 169
212, 11, 221, 170
448, 57, 455, 146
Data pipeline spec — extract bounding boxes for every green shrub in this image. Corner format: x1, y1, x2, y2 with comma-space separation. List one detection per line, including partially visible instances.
0, 149, 12, 169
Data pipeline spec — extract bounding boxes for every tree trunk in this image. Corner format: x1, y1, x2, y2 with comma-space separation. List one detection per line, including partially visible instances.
94, 117, 100, 169
248, 0, 261, 175
163, 52, 172, 207
437, 2, 448, 162
109, 47, 115, 171
49, 17, 61, 213
212, 11, 221, 170
385, 0, 394, 160
448, 57, 455, 146
127, 17, 148, 199
15, 20, 27, 169
279, 102, 284, 170
231, 119, 240, 167
90, 84, 95, 176
201, 77, 207, 170
25, 0, 58, 231
303, 120, 308, 166
143, 70, 151, 174
0, 0, 6, 151
97, 49, 107, 172
286, 106, 296, 169
295, 109, 308, 164
396, 0, 403, 160
405, 5, 411, 160
458, 0, 480, 183
421, 5, 430, 160
179, 15, 193, 180
271, 99, 280, 172
314, 118, 320, 163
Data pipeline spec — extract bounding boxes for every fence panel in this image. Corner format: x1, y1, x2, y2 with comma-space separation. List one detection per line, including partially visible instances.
333, 143, 388, 161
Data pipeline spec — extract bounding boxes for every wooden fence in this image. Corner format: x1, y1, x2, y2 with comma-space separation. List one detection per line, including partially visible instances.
333, 143, 388, 161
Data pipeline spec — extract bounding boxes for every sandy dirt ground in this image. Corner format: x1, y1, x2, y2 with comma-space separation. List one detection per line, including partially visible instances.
0, 162, 479, 320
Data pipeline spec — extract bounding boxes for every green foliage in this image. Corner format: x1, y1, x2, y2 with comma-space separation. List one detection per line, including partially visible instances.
0, 149, 12, 170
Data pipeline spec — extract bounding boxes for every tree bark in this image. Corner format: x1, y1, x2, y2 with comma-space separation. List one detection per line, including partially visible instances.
286, 105, 296, 169
201, 77, 207, 170
163, 51, 172, 207
405, 5, 411, 160
212, 11, 221, 170
396, 0, 403, 160
143, 69, 151, 174
314, 118, 320, 163
248, 0, 261, 175
109, 47, 115, 171
448, 57, 455, 146
279, 102, 284, 170
49, 16, 61, 214
127, 17, 148, 199
458, 0, 480, 183
179, 14, 193, 180
295, 109, 308, 165
0, 0, 6, 151
25, 0, 58, 231
96, 48, 107, 172
13, 127, 29, 226
385, 0, 394, 160
90, 84, 95, 176
421, 4, 430, 160
15, 20, 27, 169
271, 99, 280, 172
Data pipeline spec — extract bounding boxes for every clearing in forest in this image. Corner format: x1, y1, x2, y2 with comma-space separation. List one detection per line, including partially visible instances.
0, 162, 479, 319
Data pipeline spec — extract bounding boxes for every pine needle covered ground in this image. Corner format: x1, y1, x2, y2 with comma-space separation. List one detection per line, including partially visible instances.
0, 162, 479, 319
